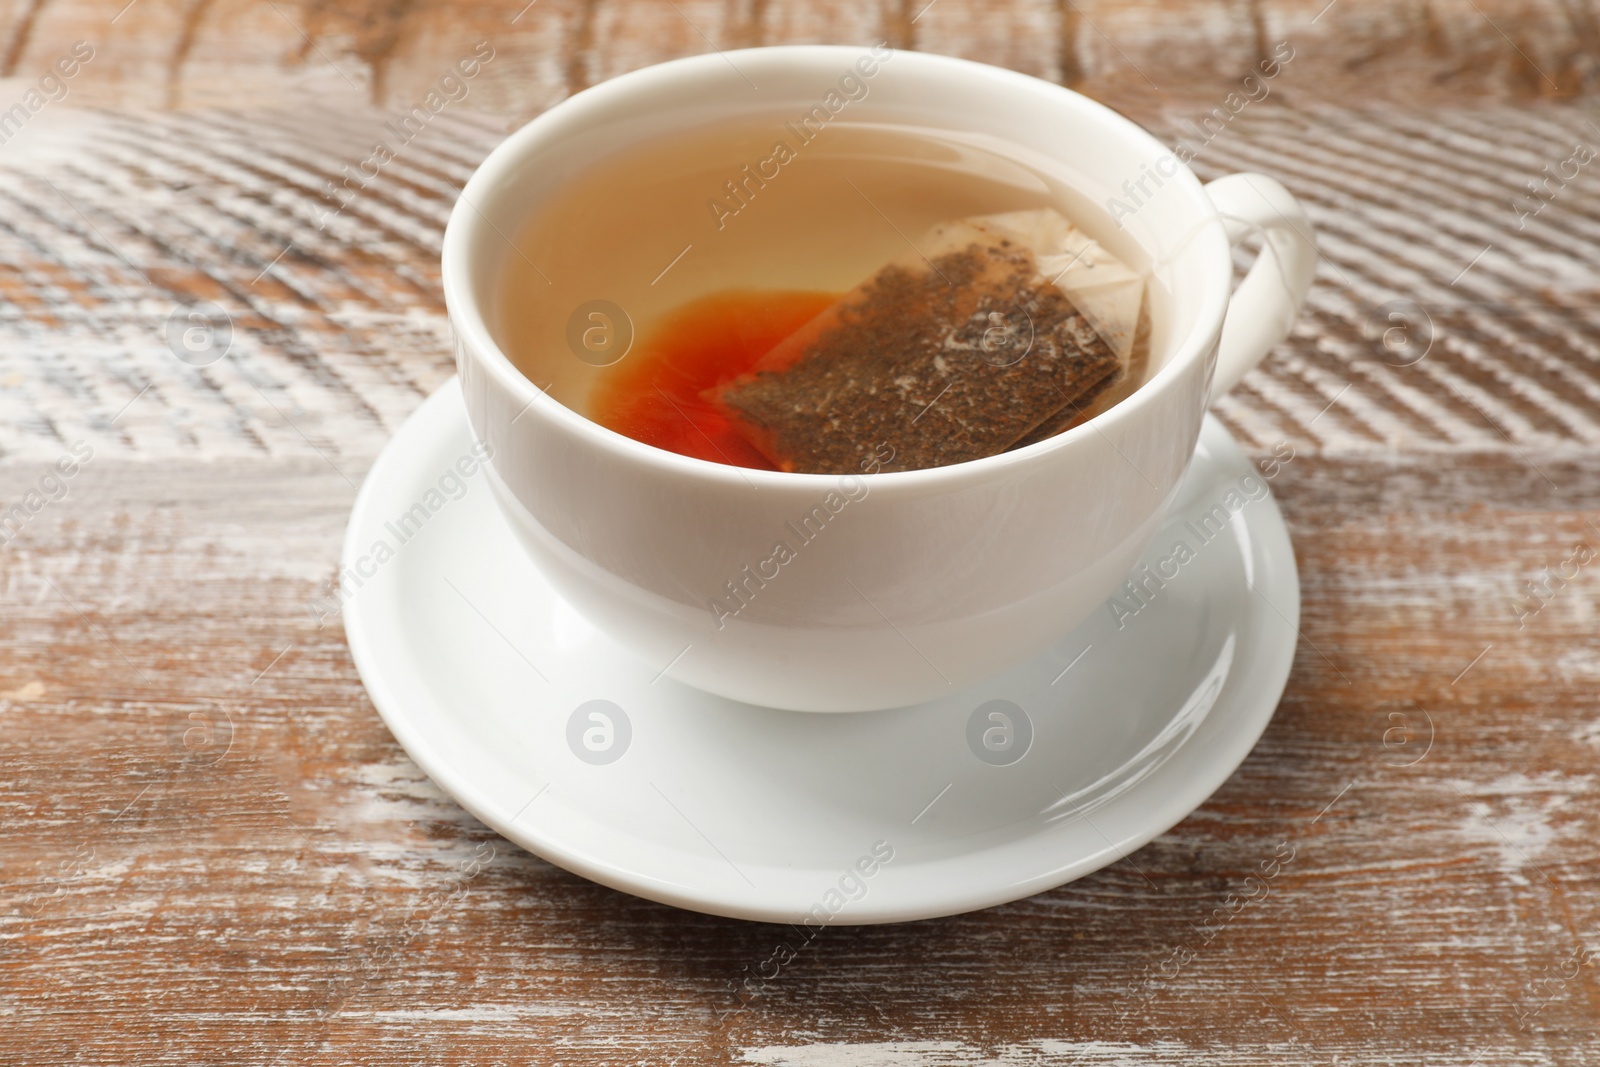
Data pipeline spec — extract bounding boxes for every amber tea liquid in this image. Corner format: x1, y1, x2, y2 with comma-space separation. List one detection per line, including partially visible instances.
492, 116, 1162, 469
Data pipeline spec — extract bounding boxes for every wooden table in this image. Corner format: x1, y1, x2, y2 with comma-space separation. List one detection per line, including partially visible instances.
4, 1, 1598, 1063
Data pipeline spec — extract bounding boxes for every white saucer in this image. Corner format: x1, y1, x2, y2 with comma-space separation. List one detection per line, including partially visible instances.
342, 379, 1299, 924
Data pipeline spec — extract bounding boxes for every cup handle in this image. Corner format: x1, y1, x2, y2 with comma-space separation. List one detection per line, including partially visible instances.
1202, 173, 1318, 404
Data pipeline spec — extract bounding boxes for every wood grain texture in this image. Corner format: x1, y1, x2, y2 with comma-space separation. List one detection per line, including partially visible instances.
2, 0, 1599, 1064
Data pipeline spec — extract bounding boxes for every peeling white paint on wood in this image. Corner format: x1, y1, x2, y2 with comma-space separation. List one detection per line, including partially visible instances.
4, 0, 1600, 1063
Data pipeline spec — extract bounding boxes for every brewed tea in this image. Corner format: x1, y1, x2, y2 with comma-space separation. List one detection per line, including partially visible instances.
493, 114, 1156, 472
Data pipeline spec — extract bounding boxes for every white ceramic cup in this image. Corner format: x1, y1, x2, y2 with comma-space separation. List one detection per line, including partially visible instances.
444, 45, 1316, 712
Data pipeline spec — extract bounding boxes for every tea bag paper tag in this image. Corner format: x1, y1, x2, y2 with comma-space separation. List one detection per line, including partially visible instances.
919, 210, 1144, 361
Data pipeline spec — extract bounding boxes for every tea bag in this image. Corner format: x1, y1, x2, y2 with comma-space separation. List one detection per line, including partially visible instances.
1009, 282, 1153, 449
932, 210, 1144, 364
708, 209, 1145, 474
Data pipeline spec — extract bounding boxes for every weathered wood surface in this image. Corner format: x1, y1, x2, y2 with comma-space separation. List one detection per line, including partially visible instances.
3, 1, 1600, 1064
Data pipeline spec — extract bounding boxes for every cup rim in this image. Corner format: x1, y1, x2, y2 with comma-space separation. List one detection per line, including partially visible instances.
442, 44, 1233, 489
